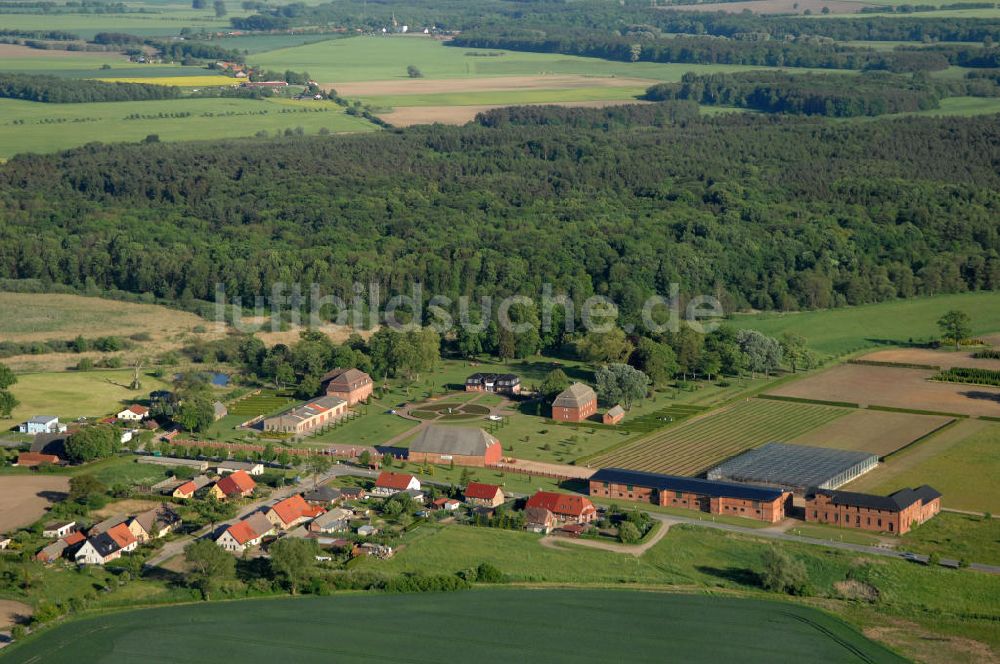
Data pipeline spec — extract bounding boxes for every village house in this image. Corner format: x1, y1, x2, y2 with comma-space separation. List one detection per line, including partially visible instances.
18, 415, 67, 435
172, 474, 214, 499
262, 395, 348, 435
408, 425, 503, 467
216, 520, 265, 553
209, 470, 257, 501
43, 521, 77, 538
340, 487, 367, 501
17, 451, 60, 467
310, 508, 353, 534
89, 515, 126, 536
75, 532, 122, 565
371, 471, 421, 497
357, 524, 378, 537
551, 383, 598, 423
303, 485, 342, 506
266, 494, 324, 530
128, 505, 181, 543
117, 404, 149, 421
464, 373, 521, 395
806, 486, 942, 535
106, 523, 138, 553
603, 405, 625, 425
463, 482, 505, 508
37, 530, 86, 563
525, 491, 597, 525
524, 506, 556, 534
432, 497, 461, 511
216, 460, 265, 476
321, 368, 373, 404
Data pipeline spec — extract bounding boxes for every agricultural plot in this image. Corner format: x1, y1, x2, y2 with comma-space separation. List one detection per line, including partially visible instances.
2, 588, 903, 664
226, 392, 296, 418
767, 364, 1000, 418
587, 399, 847, 476
0, 97, 375, 159
790, 409, 953, 458
860, 347, 1000, 371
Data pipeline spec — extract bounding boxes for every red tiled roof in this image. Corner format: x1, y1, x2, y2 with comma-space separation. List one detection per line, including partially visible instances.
106, 523, 137, 549
128, 404, 149, 415
526, 491, 595, 518
375, 471, 415, 490
216, 470, 256, 497
63, 531, 86, 546
175, 481, 197, 496
226, 520, 258, 545
269, 494, 312, 526
17, 452, 59, 466
464, 482, 501, 500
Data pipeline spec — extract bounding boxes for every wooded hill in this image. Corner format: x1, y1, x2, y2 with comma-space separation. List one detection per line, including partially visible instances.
0, 108, 998, 326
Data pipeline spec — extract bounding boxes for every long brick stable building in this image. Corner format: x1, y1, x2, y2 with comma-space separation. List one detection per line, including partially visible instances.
589, 468, 791, 523
805, 486, 941, 535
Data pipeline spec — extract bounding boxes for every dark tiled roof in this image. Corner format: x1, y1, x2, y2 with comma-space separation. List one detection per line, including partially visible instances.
88, 532, 121, 557
811, 485, 942, 512
591, 468, 785, 502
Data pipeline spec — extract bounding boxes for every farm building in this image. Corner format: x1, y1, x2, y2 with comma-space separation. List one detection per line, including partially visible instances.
138, 456, 208, 472
589, 468, 790, 523
525, 491, 597, 525
463, 482, 505, 508
30, 432, 69, 461
407, 425, 503, 466
117, 405, 149, 421
310, 508, 352, 534
16, 452, 60, 467
806, 486, 941, 535
172, 474, 214, 499
18, 416, 66, 435
603, 406, 625, 425
321, 368, 373, 405
552, 383, 598, 422
43, 521, 77, 538
213, 401, 228, 421
303, 486, 342, 506
706, 442, 878, 494
262, 395, 348, 434
465, 373, 521, 395
216, 460, 264, 476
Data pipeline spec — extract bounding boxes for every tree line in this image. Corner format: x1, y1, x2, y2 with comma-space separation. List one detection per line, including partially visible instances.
643, 71, 998, 117
0, 72, 181, 103
0, 109, 998, 323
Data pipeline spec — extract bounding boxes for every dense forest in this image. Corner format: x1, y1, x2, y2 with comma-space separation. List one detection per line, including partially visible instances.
643, 71, 997, 116
448, 32, 951, 73
0, 72, 181, 103
0, 109, 998, 328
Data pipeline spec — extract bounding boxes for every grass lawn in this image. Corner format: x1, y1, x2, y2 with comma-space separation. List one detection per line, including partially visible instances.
868, 422, 1000, 513
0, 97, 375, 158
1, 369, 172, 432
900, 512, 1000, 566
253, 35, 860, 84
785, 524, 883, 547
733, 291, 1000, 357
2, 588, 903, 664
304, 410, 418, 447
898, 96, 1000, 117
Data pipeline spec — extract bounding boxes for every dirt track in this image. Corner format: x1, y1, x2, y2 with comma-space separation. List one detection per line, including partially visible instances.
0, 475, 69, 532
381, 100, 650, 127
328, 75, 655, 97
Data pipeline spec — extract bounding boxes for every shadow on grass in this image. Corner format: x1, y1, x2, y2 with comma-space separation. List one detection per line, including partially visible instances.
695, 565, 762, 588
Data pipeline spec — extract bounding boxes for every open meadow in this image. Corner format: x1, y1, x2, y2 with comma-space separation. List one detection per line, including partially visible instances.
585, 398, 848, 475
733, 291, 1000, 357
1, 588, 904, 664
0, 97, 375, 159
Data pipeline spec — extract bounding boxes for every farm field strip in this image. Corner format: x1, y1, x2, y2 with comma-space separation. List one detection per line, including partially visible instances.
790, 409, 953, 457
588, 399, 848, 476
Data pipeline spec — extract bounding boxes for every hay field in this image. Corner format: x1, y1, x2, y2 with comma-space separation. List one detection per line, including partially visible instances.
790, 409, 952, 457
767, 364, 1000, 417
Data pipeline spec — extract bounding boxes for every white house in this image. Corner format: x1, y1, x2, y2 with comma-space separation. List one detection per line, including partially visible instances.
357, 524, 378, 537
216, 460, 265, 476
216, 520, 264, 553
310, 508, 352, 534
19, 416, 66, 435
75, 533, 122, 566
117, 405, 149, 421
370, 471, 421, 497
42, 520, 76, 538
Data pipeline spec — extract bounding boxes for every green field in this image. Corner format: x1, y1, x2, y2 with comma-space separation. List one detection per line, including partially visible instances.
588, 398, 848, 476
904, 96, 1000, 117
253, 35, 859, 84
1, 369, 171, 431
734, 291, 1000, 356
1, 588, 903, 664
0, 97, 375, 158
900, 512, 1000, 566
365, 85, 648, 109
870, 422, 1000, 513
0, 3, 235, 39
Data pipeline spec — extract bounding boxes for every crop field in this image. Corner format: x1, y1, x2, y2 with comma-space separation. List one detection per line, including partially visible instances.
859, 347, 1000, 371
790, 409, 953, 457
0, 476, 69, 532
586, 399, 848, 476
0, 97, 375, 158
0, 5, 234, 40
767, 364, 1000, 418
734, 291, 1000, 357
93, 75, 235, 87
226, 392, 296, 418
1, 369, 172, 432
2, 588, 903, 664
